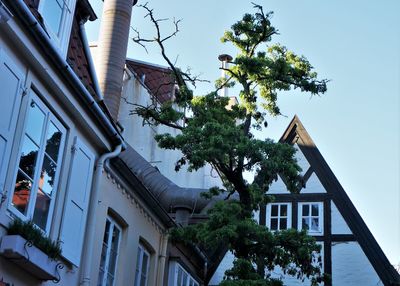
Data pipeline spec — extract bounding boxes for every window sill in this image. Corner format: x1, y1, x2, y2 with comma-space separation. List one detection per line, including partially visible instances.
0, 235, 59, 280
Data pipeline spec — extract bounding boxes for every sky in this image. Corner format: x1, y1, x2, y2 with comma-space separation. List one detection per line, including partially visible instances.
86, 0, 400, 265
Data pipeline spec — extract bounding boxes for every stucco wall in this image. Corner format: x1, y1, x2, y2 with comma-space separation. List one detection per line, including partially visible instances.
331, 202, 352, 235
332, 241, 383, 286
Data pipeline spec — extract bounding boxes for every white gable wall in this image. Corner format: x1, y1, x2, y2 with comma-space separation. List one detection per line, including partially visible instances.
331, 202, 352, 234
332, 241, 383, 286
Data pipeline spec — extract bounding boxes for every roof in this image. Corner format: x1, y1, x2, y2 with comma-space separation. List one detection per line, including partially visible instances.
126, 59, 176, 104
279, 115, 400, 286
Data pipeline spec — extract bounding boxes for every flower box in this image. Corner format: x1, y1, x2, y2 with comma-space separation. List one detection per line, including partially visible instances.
0, 235, 58, 280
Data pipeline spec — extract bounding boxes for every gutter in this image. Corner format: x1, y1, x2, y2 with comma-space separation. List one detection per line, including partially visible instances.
4, 0, 125, 148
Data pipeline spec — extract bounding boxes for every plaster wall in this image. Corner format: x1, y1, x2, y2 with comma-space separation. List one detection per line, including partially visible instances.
332, 241, 383, 286
90, 171, 166, 286
331, 202, 352, 234
119, 70, 222, 189
0, 15, 111, 286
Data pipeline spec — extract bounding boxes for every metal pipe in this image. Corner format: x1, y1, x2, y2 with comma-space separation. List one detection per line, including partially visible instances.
156, 233, 169, 286
79, 19, 103, 102
80, 144, 123, 286
4, 0, 125, 148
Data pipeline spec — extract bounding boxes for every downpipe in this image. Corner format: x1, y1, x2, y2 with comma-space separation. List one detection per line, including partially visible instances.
80, 144, 122, 286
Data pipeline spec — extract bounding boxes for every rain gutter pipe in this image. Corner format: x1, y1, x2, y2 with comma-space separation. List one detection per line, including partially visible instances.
4, 0, 125, 148
80, 144, 123, 286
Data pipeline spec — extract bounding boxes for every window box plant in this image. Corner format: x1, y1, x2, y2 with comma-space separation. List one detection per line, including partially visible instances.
0, 219, 61, 280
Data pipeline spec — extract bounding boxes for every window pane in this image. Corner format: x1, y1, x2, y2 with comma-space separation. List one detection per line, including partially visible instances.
302, 204, 309, 216
270, 218, 278, 230
312, 204, 319, 216
108, 250, 118, 278
26, 101, 45, 145
106, 274, 114, 286
302, 218, 309, 230
41, 0, 63, 36
103, 220, 111, 244
141, 252, 149, 276
32, 188, 51, 230
45, 122, 62, 161
177, 268, 182, 285
111, 227, 120, 252
280, 205, 287, 216
311, 218, 319, 231
19, 135, 39, 179
271, 205, 278, 216
279, 218, 287, 230
12, 171, 32, 215
97, 269, 105, 286
38, 155, 57, 196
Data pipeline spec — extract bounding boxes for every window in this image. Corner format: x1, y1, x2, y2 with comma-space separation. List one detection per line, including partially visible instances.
38, 0, 75, 55
266, 203, 291, 231
173, 264, 199, 286
9, 90, 66, 232
298, 202, 323, 235
134, 244, 150, 286
98, 217, 122, 286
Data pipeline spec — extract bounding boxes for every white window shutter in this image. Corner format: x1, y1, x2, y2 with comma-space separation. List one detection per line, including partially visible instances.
0, 48, 24, 194
59, 137, 95, 265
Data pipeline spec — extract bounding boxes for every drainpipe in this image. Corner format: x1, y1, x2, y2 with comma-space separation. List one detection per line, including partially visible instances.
80, 144, 123, 286
156, 233, 169, 286
79, 19, 103, 101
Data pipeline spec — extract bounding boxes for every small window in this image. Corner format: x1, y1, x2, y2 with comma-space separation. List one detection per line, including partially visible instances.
298, 202, 323, 235
134, 244, 150, 286
9, 90, 66, 232
266, 203, 291, 231
98, 217, 122, 286
174, 264, 199, 286
38, 0, 75, 55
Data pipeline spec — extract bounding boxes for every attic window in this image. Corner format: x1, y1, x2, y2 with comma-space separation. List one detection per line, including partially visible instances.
38, 0, 75, 56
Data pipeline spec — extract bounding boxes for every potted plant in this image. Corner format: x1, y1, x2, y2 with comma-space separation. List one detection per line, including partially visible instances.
0, 219, 61, 280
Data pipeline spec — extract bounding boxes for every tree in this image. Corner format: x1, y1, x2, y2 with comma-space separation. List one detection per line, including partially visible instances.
132, 3, 329, 285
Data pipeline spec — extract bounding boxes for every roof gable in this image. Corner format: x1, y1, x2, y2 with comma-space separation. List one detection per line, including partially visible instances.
279, 115, 400, 285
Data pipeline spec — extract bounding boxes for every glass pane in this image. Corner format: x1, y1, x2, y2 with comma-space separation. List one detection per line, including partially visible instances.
26, 101, 45, 145
106, 273, 114, 286
99, 243, 108, 269
136, 247, 142, 271
271, 205, 278, 216
19, 135, 39, 179
111, 227, 120, 252
12, 171, 32, 215
140, 274, 146, 286
45, 122, 62, 161
280, 204, 287, 216
312, 204, 319, 216
103, 220, 111, 244
182, 272, 188, 286
41, 0, 63, 36
32, 188, 51, 230
302, 204, 309, 216
38, 155, 57, 196
279, 218, 287, 230
97, 269, 105, 286
141, 252, 149, 276
108, 250, 118, 279
302, 218, 309, 230
311, 218, 319, 232
270, 218, 278, 230
177, 268, 182, 285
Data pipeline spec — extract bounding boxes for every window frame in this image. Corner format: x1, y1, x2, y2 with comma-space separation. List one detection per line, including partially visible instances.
98, 216, 122, 286
266, 203, 292, 231
37, 0, 76, 57
134, 244, 151, 286
297, 202, 324, 235
171, 262, 199, 286
8, 89, 66, 233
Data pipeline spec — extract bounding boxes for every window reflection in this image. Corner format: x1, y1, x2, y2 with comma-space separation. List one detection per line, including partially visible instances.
26, 101, 45, 145
45, 122, 61, 161
32, 188, 51, 230
41, 0, 64, 36
38, 155, 56, 196
12, 171, 32, 215
19, 135, 39, 179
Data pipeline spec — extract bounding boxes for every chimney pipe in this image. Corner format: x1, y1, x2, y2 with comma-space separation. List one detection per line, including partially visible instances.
96, 0, 136, 120
218, 54, 233, 97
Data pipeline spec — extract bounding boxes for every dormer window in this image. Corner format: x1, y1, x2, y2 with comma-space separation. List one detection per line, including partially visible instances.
38, 0, 76, 55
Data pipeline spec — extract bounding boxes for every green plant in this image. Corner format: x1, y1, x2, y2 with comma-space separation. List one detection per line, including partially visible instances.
7, 219, 61, 260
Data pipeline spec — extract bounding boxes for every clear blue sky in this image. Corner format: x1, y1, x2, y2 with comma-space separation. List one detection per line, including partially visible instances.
87, 0, 400, 265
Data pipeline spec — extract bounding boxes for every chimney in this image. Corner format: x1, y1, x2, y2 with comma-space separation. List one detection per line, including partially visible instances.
96, 0, 137, 121
218, 54, 233, 97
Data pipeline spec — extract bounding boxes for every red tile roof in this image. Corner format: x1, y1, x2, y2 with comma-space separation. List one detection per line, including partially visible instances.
126, 59, 176, 104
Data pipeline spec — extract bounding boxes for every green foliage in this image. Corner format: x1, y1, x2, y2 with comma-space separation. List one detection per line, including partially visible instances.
135, 3, 329, 285
8, 219, 61, 260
